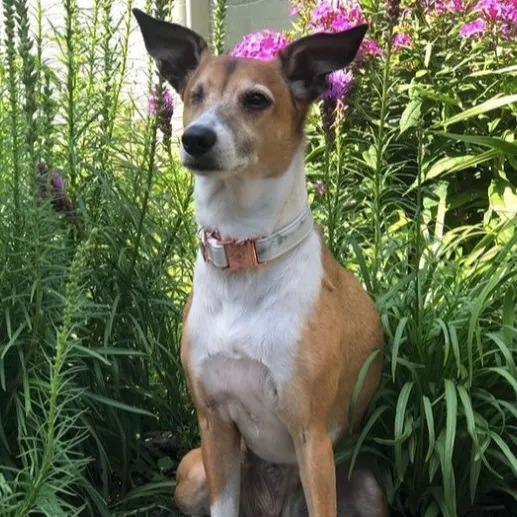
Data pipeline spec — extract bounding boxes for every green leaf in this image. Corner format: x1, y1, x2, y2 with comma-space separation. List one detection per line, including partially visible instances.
469, 441, 481, 504
486, 332, 516, 378
489, 179, 517, 220
443, 380, 458, 516
435, 93, 517, 127
349, 405, 390, 475
391, 317, 409, 382
348, 349, 382, 426
422, 396, 435, 462
490, 431, 517, 476
503, 287, 515, 347
400, 99, 422, 134
83, 392, 156, 417
394, 382, 413, 481
487, 367, 517, 398
35, 487, 68, 517
468, 64, 517, 77
433, 131, 517, 155
425, 150, 501, 181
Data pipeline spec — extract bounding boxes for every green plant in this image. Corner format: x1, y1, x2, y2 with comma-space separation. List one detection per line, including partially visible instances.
1, 0, 516, 515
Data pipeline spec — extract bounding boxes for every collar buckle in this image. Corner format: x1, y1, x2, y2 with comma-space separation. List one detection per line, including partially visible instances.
199, 229, 261, 271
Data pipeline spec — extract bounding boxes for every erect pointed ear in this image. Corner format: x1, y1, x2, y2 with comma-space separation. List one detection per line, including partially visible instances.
277, 24, 368, 102
132, 8, 209, 95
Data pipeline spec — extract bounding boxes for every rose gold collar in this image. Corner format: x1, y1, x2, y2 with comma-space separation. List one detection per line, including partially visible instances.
197, 206, 314, 273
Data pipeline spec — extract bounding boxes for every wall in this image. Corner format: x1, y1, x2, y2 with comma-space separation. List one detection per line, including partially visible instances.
1, 0, 292, 138
223, 0, 292, 49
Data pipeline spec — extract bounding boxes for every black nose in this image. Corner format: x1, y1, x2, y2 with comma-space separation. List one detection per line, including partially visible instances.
182, 125, 217, 157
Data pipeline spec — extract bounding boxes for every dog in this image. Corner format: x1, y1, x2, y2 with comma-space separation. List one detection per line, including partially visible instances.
134, 9, 386, 517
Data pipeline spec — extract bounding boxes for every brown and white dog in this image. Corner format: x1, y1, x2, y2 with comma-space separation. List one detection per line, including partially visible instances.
134, 9, 386, 517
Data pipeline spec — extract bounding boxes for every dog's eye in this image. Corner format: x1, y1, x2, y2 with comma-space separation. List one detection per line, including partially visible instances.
243, 92, 271, 111
190, 87, 204, 104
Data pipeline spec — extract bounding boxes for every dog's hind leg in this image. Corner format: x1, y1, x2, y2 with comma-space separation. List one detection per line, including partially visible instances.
175, 445, 298, 517
174, 448, 210, 516
174, 448, 388, 517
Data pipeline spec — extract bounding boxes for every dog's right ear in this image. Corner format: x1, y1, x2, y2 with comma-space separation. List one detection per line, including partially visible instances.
132, 8, 209, 95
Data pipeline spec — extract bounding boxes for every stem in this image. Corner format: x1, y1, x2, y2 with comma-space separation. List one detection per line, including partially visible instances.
15, 232, 96, 517
129, 94, 160, 274
212, 0, 228, 55
372, 27, 394, 290
64, 0, 78, 190
3, 0, 21, 236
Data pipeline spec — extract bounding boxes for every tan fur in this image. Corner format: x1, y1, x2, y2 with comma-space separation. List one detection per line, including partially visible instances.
132, 10, 384, 516
175, 446, 388, 517
179, 235, 384, 514
182, 56, 307, 178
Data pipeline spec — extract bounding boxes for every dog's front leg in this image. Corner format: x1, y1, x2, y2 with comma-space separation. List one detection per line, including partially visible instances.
294, 426, 337, 517
198, 408, 241, 517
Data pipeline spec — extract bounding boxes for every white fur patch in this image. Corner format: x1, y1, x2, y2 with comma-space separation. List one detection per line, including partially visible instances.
185, 146, 324, 465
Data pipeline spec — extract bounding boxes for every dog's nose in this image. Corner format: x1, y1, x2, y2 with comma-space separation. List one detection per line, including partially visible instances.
182, 125, 217, 157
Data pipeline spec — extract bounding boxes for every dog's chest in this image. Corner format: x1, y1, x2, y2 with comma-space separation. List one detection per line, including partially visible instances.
185, 231, 322, 462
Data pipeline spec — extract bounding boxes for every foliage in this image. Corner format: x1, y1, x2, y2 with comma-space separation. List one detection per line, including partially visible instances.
0, 0, 516, 516
0, 1, 196, 516
284, 1, 517, 516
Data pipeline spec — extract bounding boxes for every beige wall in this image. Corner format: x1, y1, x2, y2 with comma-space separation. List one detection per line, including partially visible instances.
223, 0, 292, 50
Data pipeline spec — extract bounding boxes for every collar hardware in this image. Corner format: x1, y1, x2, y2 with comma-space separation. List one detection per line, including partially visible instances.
198, 206, 314, 272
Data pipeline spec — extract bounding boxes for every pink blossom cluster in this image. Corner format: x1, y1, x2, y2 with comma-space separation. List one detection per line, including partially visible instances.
431, 0, 464, 13
309, 0, 365, 32
229, 30, 290, 60
459, 0, 517, 38
393, 32, 412, 50
425, 0, 517, 38
307, 0, 382, 57
148, 86, 174, 118
322, 69, 354, 101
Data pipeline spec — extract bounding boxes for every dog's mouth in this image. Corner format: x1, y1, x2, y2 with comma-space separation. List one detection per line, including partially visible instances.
180, 152, 249, 177
182, 158, 223, 174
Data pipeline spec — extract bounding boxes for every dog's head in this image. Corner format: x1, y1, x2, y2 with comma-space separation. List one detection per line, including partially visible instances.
133, 9, 367, 178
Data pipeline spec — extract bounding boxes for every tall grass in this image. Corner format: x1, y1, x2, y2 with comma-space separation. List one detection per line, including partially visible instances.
1, 1, 196, 516
0, 0, 516, 516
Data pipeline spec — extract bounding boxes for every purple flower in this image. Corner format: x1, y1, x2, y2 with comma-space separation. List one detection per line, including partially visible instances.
148, 86, 174, 118
360, 38, 383, 57
322, 69, 354, 100
313, 180, 326, 196
474, 0, 507, 19
459, 18, 487, 36
393, 33, 412, 50
433, 0, 464, 12
309, 0, 365, 33
37, 161, 76, 217
230, 30, 290, 60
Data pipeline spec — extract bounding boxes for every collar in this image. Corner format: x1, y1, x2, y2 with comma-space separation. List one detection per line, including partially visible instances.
197, 206, 314, 272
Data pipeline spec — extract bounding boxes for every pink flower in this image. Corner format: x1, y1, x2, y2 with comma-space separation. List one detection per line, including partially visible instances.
313, 180, 326, 196
230, 30, 290, 61
309, 0, 365, 33
148, 86, 174, 118
393, 33, 412, 50
322, 69, 354, 100
459, 18, 487, 36
431, 0, 464, 12
360, 38, 383, 57
474, 0, 507, 19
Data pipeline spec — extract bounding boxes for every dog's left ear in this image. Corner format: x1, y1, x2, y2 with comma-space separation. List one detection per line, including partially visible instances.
277, 24, 368, 102
133, 8, 209, 95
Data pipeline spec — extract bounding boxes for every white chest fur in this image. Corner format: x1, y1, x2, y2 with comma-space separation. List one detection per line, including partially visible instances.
186, 229, 323, 463
185, 145, 324, 463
